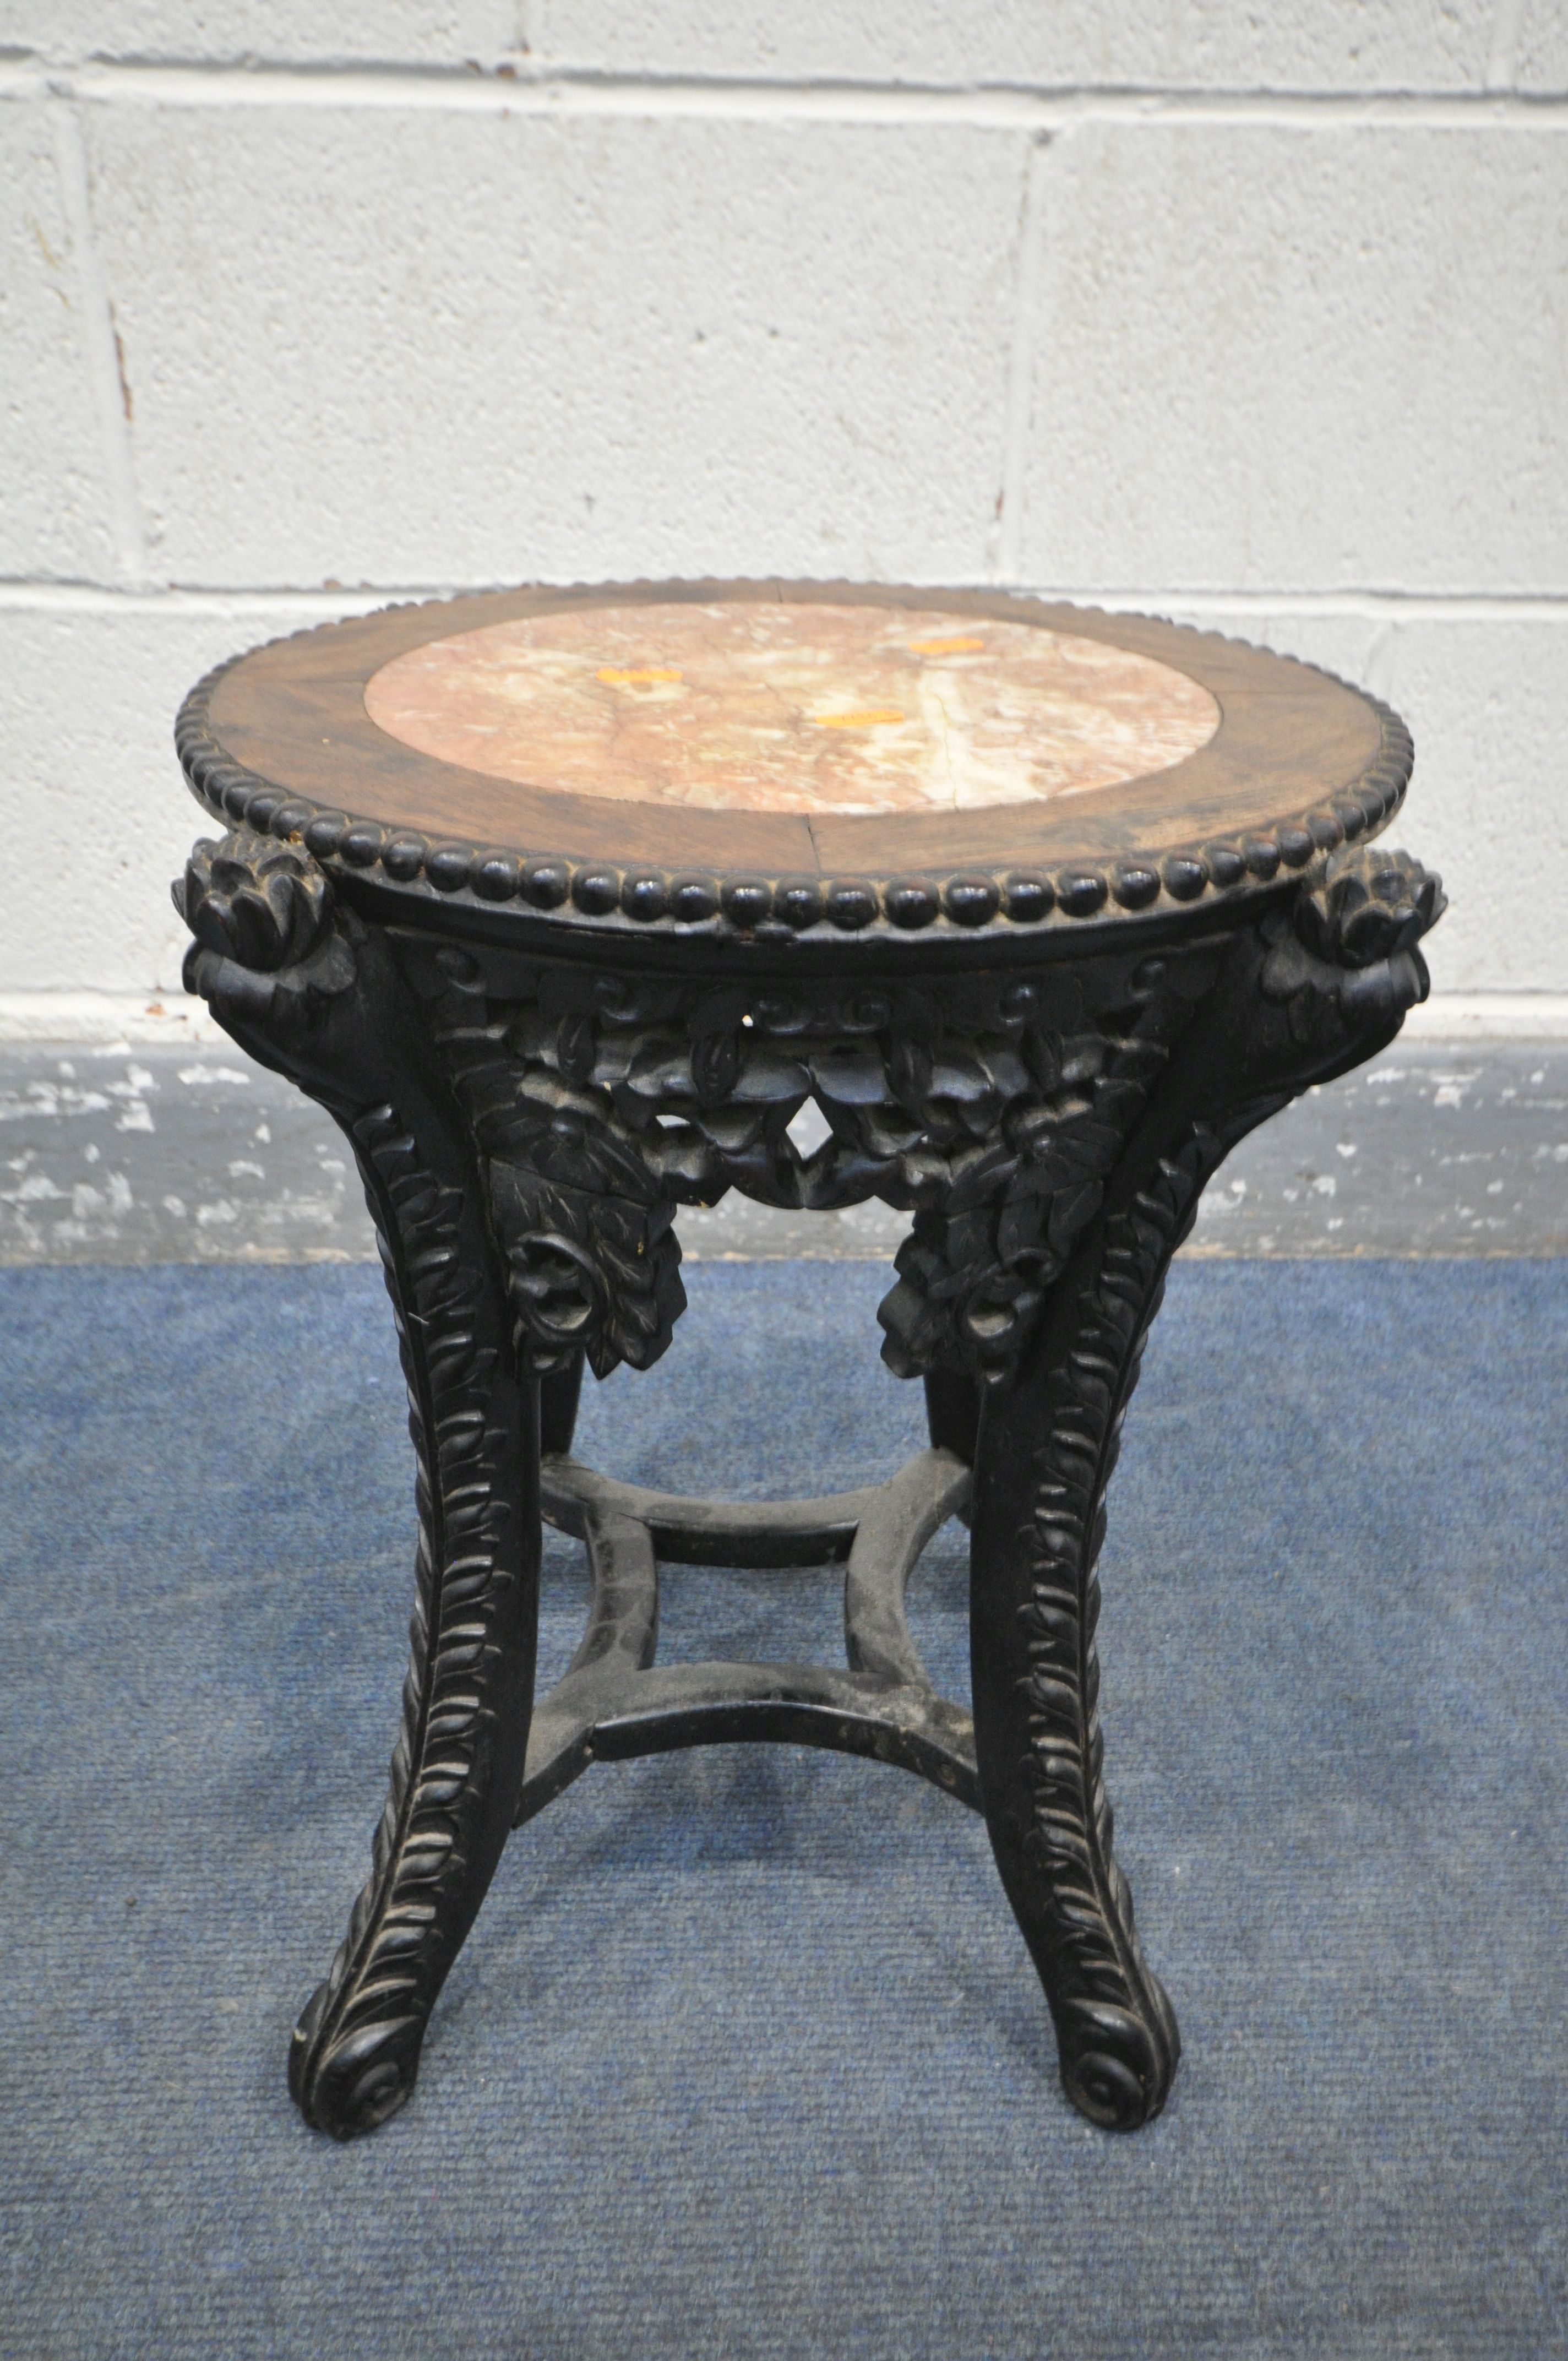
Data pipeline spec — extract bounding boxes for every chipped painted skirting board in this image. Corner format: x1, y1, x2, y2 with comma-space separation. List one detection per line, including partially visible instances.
0, 993, 224, 1045
2, 1037, 1564, 1266
1401, 995, 1568, 1041
0, 1045, 362, 1264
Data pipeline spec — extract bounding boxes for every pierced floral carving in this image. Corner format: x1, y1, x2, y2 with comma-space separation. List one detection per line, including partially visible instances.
492, 1168, 684, 1379
389, 934, 1229, 1392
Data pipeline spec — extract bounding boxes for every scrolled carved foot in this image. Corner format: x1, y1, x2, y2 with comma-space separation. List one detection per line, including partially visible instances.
1057, 1994, 1179, 2131
288, 1978, 423, 2139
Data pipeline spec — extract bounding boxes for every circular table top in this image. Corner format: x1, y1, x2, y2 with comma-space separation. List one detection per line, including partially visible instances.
362, 601, 1224, 820
178, 581, 1411, 962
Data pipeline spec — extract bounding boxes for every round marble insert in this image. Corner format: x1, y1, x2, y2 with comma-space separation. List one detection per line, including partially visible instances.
363, 602, 1220, 819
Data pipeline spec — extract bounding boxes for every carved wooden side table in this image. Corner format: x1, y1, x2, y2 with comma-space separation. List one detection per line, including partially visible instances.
172, 583, 1443, 2141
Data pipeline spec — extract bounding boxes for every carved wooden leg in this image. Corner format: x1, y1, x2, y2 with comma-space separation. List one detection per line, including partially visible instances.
968, 1148, 1206, 2130
965, 848, 1446, 2130
176, 832, 541, 2136
287, 1107, 539, 2137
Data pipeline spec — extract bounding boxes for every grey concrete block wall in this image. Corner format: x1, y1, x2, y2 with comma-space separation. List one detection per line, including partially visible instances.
17, 3, 1561, 92
1, 8, 1564, 1026
79, 107, 1024, 588
1014, 123, 1567, 595
529, 4, 1566, 93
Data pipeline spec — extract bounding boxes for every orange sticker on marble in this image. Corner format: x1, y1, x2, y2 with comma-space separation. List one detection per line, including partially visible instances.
813, 708, 907, 729
364, 602, 1221, 817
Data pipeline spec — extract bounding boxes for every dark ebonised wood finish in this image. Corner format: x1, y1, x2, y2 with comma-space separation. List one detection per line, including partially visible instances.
173, 588, 1443, 2140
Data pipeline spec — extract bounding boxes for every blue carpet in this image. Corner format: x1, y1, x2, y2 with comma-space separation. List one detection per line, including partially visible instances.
1, 1259, 1565, 2360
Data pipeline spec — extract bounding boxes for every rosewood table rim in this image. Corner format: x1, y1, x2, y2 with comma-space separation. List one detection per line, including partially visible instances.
177, 584, 1412, 959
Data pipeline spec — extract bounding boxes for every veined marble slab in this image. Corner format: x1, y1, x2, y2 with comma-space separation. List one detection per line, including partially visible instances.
364, 602, 1220, 818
